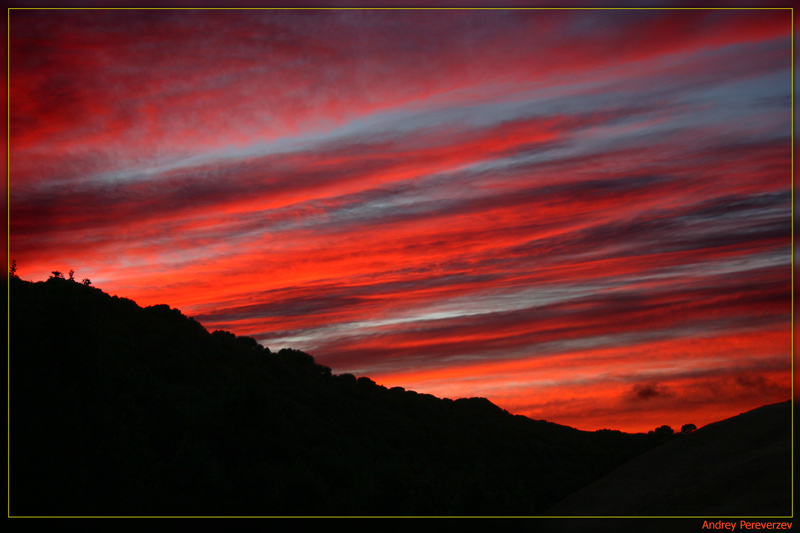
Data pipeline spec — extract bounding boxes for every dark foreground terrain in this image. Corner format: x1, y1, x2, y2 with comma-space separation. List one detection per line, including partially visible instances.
546, 400, 792, 516
8, 276, 792, 516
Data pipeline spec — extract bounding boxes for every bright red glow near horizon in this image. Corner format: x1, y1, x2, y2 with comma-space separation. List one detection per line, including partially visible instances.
8, 9, 793, 434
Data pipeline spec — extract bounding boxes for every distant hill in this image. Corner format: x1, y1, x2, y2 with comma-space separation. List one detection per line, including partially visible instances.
545, 401, 792, 516
8, 275, 789, 516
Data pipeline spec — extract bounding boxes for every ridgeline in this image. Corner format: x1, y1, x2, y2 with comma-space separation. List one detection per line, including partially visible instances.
8, 275, 788, 516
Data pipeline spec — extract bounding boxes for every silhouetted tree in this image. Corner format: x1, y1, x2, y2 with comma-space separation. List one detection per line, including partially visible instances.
357, 376, 377, 387
653, 425, 674, 437
211, 329, 237, 347
50, 271, 64, 279
235, 335, 265, 353
68, 269, 75, 281
681, 423, 697, 434
82, 278, 92, 286
277, 348, 316, 365
317, 364, 332, 378
9, 260, 17, 278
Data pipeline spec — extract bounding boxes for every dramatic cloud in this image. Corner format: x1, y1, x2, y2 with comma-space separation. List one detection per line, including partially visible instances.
8, 9, 792, 433
629, 383, 674, 402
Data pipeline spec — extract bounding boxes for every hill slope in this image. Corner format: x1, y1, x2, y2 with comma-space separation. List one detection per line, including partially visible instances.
545, 401, 792, 516
9, 276, 786, 516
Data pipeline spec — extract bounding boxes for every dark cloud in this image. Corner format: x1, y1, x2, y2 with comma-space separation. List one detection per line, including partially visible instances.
629, 383, 673, 402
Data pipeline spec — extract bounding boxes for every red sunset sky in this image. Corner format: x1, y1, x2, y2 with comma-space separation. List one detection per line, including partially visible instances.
7, 8, 794, 433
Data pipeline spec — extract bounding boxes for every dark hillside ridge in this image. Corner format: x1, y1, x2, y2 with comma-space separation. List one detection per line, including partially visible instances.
8, 276, 767, 516
545, 400, 792, 516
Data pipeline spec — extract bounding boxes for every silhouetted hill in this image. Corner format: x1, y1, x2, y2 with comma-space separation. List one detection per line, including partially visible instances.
545, 401, 792, 516
9, 276, 774, 516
